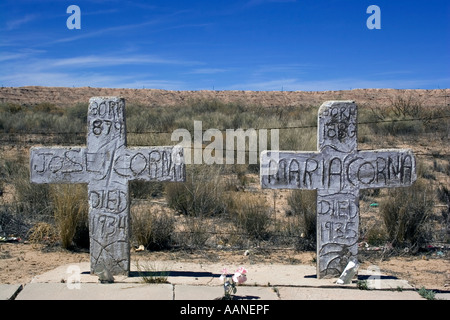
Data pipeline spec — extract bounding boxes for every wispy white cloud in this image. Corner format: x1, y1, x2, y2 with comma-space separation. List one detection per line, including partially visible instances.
245, 0, 296, 8
5, 14, 39, 30
187, 68, 229, 74
50, 10, 193, 44
0, 50, 194, 89
0, 49, 46, 62
223, 77, 450, 91
0, 70, 187, 90
48, 54, 200, 68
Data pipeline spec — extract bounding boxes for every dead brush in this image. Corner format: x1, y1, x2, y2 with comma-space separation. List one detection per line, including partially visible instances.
27, 222, 59, 247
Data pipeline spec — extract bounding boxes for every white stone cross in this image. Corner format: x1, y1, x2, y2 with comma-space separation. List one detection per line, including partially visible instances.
261, 101, 416, 278
30, 97, 185, 276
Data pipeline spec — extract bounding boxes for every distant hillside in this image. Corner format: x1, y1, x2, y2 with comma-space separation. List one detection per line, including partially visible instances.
0, 86, 448, 108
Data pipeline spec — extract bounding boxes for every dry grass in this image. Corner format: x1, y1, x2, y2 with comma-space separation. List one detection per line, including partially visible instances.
380, 178, 435, 251
27, 222, 59, 246
50, 184, 88, 249
0, 92, 448, 254
227, 193, 272, 241
131, 205, 175, 250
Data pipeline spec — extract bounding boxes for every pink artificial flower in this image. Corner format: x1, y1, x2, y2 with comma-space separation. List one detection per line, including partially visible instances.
232, 273, 247, 284
232, 267, 248, 284
236, 267, 247, 275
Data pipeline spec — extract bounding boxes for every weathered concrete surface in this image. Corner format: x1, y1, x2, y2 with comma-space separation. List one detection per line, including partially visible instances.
6, 260, 432, 300
16, 283, 174, 300
174, 285, 279, 300
261, 101, 417, 278
6, 261, 432, 300
29, 261, 415, 290
30, 97, 185, 276
0, 284, 22, 300
277, 287, 423, 300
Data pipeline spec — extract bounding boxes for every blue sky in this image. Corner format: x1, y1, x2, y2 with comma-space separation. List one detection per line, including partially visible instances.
1, 0, 449, 90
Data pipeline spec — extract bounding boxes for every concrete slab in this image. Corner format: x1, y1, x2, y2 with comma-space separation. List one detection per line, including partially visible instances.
12, 260, 431, 300
174, 285, 279, 300
31, 261, 221, 285
16, 283, 173, 300
277, 287, 424, 300
0, 284, 22, 300
435, 293, 450, 300
30, 261, 414, 291
174, 285, 222, 300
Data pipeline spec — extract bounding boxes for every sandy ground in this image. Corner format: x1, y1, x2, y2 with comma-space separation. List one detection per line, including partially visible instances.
0, 87, 448, 293
0, 242, 448, 293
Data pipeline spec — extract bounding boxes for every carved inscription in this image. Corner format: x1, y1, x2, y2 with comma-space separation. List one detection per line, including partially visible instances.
30, 147, 184, 183
113, 148, 185, 181
89, 190, 128, 214
316, 192, 359, 275
262, 151, 415, 190
261, 101, 417, 278
30, 97, 185, 276
92, 214, 127, 239
89, 99, 125, 138
322, 103, 357, 142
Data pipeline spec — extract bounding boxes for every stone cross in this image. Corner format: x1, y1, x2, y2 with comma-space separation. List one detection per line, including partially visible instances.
260, 101, 416, 278
30, 97, 185, 276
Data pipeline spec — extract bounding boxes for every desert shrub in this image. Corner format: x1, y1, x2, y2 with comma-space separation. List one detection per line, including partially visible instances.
362, 94, 450, 137
0, 204, 31, 239
365, 225, 388, 246
0, 102, 23, 114
132, 206, 175, 250
238, 202, 271, 241
127, 104, 177, 133
1, 153, 51, 237
176, 216, 212, 248
380, 179, 434, 250
50, 184, 88, 249
65, 102, 88, 122
437, 185, 449, 204
437, 185, 450, 243
165, 165, 227, 217
27, 222, 59, 245
228, 194, 271, 241
286, 190, 317, 250
7, 157, 52, 218
32, 102, 62, 115
130, 181, 164, 199
279, 127, 316, 151
376, 119, 425, 136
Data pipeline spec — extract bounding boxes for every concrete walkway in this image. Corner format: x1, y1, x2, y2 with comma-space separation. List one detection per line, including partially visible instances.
1, 261, 447, 300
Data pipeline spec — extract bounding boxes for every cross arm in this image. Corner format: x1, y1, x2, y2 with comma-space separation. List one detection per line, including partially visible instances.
349, 148, 417, 189
113, 145, 185, 182
260, 150, 323, 189
30, 147, 90, 184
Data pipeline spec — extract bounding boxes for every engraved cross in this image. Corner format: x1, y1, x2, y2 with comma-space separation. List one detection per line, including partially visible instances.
261, 101, 417, 278
30, 97, 185, 276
